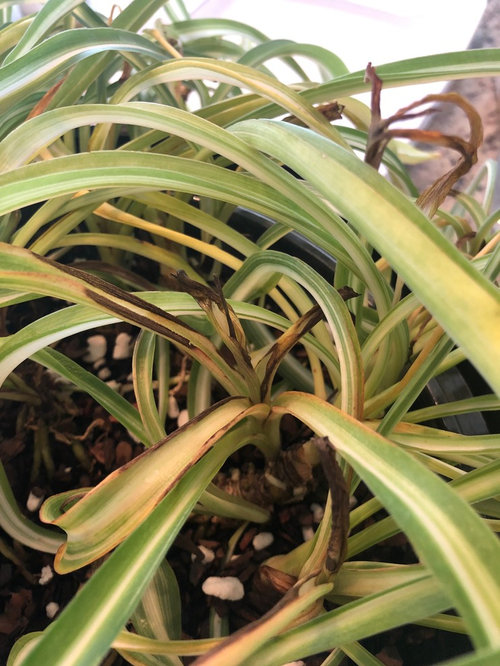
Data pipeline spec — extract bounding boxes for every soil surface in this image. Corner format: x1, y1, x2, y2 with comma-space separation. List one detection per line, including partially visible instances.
0, 297, 477, 665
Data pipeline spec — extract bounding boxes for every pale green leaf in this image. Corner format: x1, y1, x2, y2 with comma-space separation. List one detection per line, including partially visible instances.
274, 392, 500, 648
230, 120, 500, 396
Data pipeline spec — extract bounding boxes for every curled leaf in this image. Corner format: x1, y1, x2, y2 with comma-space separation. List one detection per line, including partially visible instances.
40, 397, 265, 573
174, 271, 261, 402
364, 63, 483, 216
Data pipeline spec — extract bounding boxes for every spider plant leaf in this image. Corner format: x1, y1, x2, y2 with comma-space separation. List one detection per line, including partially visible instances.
225, 250, 364, 417
6, 631, 44, 666
0, 15, 32, 61
223, 575, 449, 666
44, 0, 178, 111
273, 391, 500, 649
0, 242, 249, 396
0, 133, 391, 342
210, 40, 348, 102
167, 17, 270, 45
257, 305, 324, 402
196, 483, 270, 523
0, 461, 63, 554
0, 28, 167, 113
172, 271, 262, 402
405, 394, 500, 423
238, 40, 348, 78
4, 0, 87, 65
41, 399, 268, 573
166, 16, 309, 85
386, 423, 500, 459
348, 458, 500, 558
230, 120, 500, 396
33, 347, 148, 444
0, 151, 314, 234
129, 559, 183, 666
0, 292, 333, 401
105, 57, 348, 147
194, 580, 334, 666
50, 232, 201, 278
132, 331, 167, 445
339, 642, 389, 666
255, 574, 486, 666
301, 49, 500, 105
112, 631, 222, 657
327, 562, 430, 602
14, 421, 258, 666
0, 106, 395, 361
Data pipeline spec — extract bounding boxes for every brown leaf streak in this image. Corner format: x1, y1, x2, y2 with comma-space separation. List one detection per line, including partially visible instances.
364, 62, 388, 169
86, 289, 193, 348
260, 286, 358, 400
214, 274, 236, 339
36, 255, 198, 347
260, 305, 323, 400
363, 65, 483, 214
174, 271, 254, 372
283, 101, 344, 126
26, 78, 65, 120
313, 437, 349, 574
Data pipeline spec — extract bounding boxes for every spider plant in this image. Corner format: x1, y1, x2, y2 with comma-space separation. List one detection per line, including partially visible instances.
0, 1, 499, 665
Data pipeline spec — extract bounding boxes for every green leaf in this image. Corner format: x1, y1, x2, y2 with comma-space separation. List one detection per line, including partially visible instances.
0, 28, 167, 113
301, 49, 500, 104
273, 392, 500, 649
0, 242, 248, 396
132, 331, 167, 445
41, 399, 267, 572
225, 250, 363, 417
3, 0, 86, 64
16, 422, 257, 666
129, 560, 183, 666
251, 575, 449, 665
230, 120, 500, 396
106, 57, 348, 147
197, 483, 269, 523
197, 581, 334, 665
0, 461, 63, 553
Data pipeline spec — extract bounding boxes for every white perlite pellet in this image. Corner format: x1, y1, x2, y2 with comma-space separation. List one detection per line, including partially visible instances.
168, 395, 180, 419
45, 602, 59, 619
83, 335, 107, 363
302, 526, 315, 542
252, 532, 274, 551
112, 332, 133, 359
26, 490, 44, 512
92, 357, 106, 370
39, 565, 54, 585
191, 545, 215, 564
44, 368, 71, 385
97, 366, 111, 380
202, 576, 244, 601
177, 409, 189, 427
105, 380, 121, 391
310, 502, 324, 523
